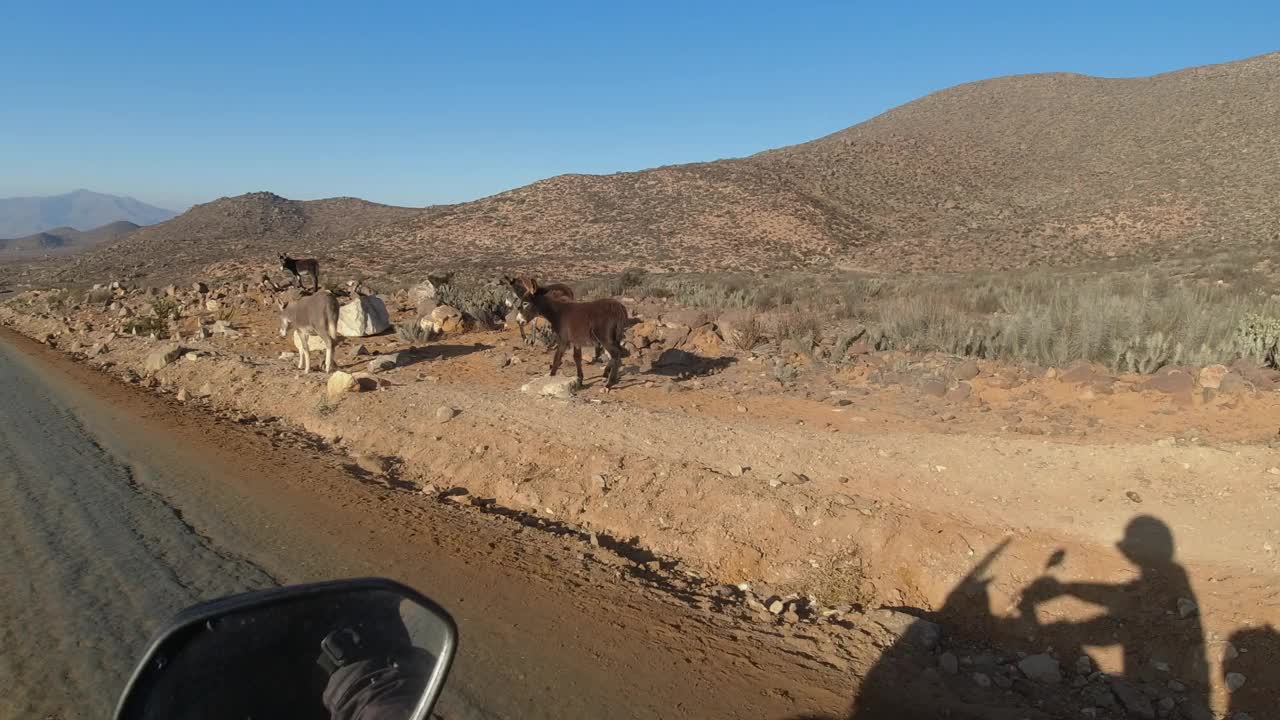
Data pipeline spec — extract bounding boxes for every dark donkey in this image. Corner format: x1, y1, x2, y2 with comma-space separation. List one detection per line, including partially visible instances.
279, 252, 320, 291
514, 277, 629, 388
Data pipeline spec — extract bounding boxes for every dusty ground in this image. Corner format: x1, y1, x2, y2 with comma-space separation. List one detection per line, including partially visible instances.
3, 284, 1279, 718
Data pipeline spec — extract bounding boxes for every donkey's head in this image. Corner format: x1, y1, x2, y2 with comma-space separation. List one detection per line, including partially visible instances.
278, 252, 291, 269
276, 298, 292, 337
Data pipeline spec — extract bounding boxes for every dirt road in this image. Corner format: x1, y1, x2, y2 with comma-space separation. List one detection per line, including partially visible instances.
0, 330, 863, 719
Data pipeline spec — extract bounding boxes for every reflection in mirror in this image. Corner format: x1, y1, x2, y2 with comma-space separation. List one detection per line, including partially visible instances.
116, 579, 456, 720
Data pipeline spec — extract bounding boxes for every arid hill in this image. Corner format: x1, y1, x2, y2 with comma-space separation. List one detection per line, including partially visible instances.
23, 51, 1280, 286
0, 221, 140, 256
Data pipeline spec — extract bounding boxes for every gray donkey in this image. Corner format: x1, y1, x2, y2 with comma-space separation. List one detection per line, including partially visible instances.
278, 290, 339, 372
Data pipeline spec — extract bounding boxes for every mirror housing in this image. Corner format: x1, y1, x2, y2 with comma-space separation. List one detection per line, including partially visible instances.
115, 578, 457, 720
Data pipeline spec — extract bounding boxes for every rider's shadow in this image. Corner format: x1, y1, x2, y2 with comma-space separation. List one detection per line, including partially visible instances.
842, 514, 1211, 720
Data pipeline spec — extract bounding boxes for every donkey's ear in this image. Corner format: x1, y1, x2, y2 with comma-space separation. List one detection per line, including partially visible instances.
275, 298, 286, 311
520, 276, 538, 295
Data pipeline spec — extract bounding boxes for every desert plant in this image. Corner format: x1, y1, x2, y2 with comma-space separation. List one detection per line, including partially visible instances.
730, 313, 767, 352
151, 297, 180, 321
122, 315, 167, 337
396, 321, 436, 344
1236, 313, 1280, 368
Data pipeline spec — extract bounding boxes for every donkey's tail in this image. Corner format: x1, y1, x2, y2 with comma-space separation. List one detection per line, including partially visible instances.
612, 321, 630, 358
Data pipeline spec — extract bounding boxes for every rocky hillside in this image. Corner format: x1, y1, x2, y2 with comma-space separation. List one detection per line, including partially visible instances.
22, 52, 1280, 285
44, 192, 421, 285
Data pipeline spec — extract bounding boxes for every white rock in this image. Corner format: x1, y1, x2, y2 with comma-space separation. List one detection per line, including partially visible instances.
521, 376, 579, 399
337, 295, 391, 337
327, 371, 357, 399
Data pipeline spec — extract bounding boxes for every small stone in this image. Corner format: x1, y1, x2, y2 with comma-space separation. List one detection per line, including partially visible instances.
1268, 467, 1280, 476
1075, 655, 1094, 675
143, 343, 183, 374
781, 609, 800, 624
1166, 680, 1186, 692
1126, 490, 1143, 503
971, 672, 992, 688
939, 652, 959, 675
279, 351, 294, 361
728, 465, 747, 478
353, 344, 370, 356
175, 387, 189, 402
521, 376, 580, 399
1225, 672, 1246, 691
196, 382, 213, 398
776, 471, 810, 486
992, 673, 1012, 689
1176, 598, 1198, 618
435, 406, 456, 423
1080, 684, 1116, 708
1017, 654, 1062, 684
767, 599, 785, 614
1157, 697, 1175, 713
367, 354, 399, 373
1110, 678, 1155, 719
327, 371, 357, 399
918, 376, 948, 397
184, 352, 199, 361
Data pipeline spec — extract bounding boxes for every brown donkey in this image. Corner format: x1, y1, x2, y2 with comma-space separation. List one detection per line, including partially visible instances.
514, 277, 628, 388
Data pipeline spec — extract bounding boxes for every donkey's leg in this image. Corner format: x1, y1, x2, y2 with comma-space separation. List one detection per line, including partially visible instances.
549, 341, 566, 376
572, 346, 584, 385
302, 334, 312, 373
323, 338, 334, 373
293, 332, 306, 370
604, 340, 624, 387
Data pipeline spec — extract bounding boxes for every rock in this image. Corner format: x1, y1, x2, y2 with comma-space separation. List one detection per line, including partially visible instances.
945, 382, 972, 402
192, 282, 208, 295
211, 319, 238, 336
494, 353, 512, 369
1216, 372, 1251, 395
1075, 655, 1094, 675
1225, 672, 1246, 691
279, 351, 295, 361
1166, 679, 1186, 693
918, 376, 948, 397
971, 672, 992, 688
939, 652, 959, 675
143, 343, 183, 374
354, 454, 390, 476
196, 382, 213, 398
430, 304, 465, 334
353, 344, 370, 356
435, 406, 456, 423
175, 387, 189, 402
954, 359, 980, 381
867, 609, 940, 651
1080, 684, 1117, 708
728, 465, 748, 478
326, 371, 357, 399
367, 354, 400, 373
194, 325, 209, 340
1198, 364, 1230, 389
775, 471, 811, 486
521, 376, 579, 399
89, 343, 106, 357
1109, 678, 1155, 719
337, 295, 391, 337
1126, 490, 1143, 503
1145, 370, 1195, 396
1176, 598, 1198, 618
205, 298, 221, 312
1017, 654, 1061, 684
1157, 696, 1175, 713
992, 673, 1013, 689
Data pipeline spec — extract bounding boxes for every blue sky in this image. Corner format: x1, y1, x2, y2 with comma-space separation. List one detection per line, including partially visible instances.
2, 1, 1276, 211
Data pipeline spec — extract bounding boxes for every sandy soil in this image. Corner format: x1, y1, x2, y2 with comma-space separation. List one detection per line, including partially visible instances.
3, 285, 1278, 718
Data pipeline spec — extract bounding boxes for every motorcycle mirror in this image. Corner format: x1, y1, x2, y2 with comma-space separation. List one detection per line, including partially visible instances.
114, 578, 457, 720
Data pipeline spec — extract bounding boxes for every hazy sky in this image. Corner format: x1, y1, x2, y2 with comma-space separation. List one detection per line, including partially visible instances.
2, 1, 1277, 211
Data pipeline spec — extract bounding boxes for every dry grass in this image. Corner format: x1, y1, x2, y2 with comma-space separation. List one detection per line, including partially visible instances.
594, 268, 1280, 372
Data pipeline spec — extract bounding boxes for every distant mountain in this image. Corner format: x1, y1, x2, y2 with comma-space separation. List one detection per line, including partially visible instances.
0, 190, 174, 237
0, 220, 140, 256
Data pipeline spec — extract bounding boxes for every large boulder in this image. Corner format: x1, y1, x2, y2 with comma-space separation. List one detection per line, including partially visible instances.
337, 295, 391, 337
